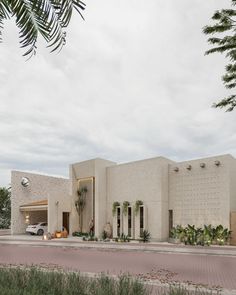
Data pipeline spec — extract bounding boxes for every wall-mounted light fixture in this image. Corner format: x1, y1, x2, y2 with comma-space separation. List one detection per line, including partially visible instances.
200, 163, 205, 168
25, 213, 30, 224
21, 177, 30, 187
173, 167, 179, 172
186, 165, 192, 170
215, 160, 221, 166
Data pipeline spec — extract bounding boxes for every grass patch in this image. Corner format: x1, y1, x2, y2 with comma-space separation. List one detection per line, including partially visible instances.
0, 267, 151, 295
0, 267, 221, 295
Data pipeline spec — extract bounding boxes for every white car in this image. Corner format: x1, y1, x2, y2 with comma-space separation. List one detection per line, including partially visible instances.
26, 222, 48, 236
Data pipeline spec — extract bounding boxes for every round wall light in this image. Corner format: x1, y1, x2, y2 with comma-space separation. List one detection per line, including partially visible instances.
186, 165, 192, 170
21, 177, 30, 187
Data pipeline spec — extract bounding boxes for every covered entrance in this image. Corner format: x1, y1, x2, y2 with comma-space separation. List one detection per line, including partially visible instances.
20, 200, 48, 226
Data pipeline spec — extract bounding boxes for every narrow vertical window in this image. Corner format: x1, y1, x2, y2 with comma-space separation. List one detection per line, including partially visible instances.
140, 206, 144, 236
117, 207, 120, 237
128, 207, 132, 237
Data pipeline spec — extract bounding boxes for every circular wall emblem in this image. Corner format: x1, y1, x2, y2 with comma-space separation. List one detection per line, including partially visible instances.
21, 177, 30, 187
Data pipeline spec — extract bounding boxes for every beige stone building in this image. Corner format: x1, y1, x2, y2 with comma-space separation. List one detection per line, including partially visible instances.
11, 154, 236, 243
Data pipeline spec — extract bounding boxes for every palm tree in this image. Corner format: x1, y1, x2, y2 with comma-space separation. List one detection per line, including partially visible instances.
203, 0, 236, 111
0, 187, 11, 229
75, 186, 87, 232
0, 0, 85, 57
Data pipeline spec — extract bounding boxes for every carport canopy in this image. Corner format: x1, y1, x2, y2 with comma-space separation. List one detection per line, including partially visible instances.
20, 199, 48, 211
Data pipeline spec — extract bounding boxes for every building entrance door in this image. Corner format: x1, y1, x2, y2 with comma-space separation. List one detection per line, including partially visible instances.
63, 212, 70, 233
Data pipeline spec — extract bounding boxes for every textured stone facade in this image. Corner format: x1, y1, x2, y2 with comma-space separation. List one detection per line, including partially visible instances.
11, 154, 236, 242
169, 155, 232, 228
11, 171, 69, 234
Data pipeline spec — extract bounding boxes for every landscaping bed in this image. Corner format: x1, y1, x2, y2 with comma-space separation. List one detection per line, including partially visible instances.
0, 266, 222, 295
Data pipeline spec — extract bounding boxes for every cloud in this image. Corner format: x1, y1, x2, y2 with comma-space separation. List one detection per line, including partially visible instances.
0, 0, 235, 186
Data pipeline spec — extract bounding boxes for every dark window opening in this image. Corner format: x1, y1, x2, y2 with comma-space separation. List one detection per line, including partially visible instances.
117, 207, 121, 237
140, 206, 144, 236
169, 210, 173, 237
128, 207, 132, 237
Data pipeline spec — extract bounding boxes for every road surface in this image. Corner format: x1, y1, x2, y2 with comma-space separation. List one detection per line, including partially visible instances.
0, 244, 235, 291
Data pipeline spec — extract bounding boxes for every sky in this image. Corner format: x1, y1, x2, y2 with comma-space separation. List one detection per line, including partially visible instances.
0, 0, 235, 187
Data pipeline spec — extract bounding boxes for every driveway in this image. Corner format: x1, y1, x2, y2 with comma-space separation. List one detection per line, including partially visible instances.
0, 244, 236, 292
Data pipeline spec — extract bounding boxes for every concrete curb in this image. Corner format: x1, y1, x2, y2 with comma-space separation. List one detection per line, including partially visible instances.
1, 237, 236, 256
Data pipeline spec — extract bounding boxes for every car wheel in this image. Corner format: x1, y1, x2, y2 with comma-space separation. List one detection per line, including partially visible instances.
37, 229, 44, 236
30, 233, 35, 235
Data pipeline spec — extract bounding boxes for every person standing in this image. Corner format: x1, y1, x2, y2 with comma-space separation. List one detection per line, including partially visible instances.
89, 219, 94, 236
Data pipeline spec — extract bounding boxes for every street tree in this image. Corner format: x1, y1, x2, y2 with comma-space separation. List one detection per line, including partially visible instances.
0, 187, 11, 229
0, 0, 85, 57
203, 0, 236, 111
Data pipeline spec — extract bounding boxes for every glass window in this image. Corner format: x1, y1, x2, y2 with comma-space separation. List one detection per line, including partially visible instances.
140, 206, 144, 236
128, 207, 132, 237
117, 207, 120, 237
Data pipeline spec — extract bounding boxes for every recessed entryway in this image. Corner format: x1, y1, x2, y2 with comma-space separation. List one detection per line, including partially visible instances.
63, 212, 70, 234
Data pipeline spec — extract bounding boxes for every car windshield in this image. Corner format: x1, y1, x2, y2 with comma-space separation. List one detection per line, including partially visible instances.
32, 223, 40, 225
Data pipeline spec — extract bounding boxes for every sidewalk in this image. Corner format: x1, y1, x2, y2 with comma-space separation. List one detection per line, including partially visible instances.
1, 234, 236, 256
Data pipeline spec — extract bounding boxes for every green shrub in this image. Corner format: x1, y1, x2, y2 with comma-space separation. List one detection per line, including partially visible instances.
170, 224, 231, 246
120, 233, 130, 242
170, 225, 184, 240
72, 232, 89, 237
140, 230, 151, 243
102, 230, 107, 240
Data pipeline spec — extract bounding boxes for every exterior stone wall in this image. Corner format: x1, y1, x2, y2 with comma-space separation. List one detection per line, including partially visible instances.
70, 159, 116, 237
11, 171, 69, 234
169, 155, 232, 228
107, 157, 174, 241
11, 154, 236, 240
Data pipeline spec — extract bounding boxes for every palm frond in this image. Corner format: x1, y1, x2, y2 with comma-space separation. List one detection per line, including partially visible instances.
213, 94, 236, 111
1, 0, 85, 57
0, 0, 11, 42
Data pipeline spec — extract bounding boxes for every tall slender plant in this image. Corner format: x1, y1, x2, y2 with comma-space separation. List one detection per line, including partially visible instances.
75, 186, 87, 232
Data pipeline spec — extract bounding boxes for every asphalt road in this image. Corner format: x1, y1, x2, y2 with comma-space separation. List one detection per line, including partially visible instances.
0, 244, 236, 291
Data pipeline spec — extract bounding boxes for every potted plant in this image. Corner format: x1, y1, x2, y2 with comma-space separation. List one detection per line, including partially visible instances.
55, 231, 62, 238
134, 200, 143, 215
122, 201, 130, 216
140, 230, 151, 243
112, 201, 120, 216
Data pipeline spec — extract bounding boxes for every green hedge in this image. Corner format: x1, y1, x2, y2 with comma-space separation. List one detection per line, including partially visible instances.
170, 224, 231, 246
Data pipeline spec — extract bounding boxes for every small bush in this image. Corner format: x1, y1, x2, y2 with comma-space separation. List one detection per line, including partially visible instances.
72, 232, 89, 237
140, 230, 151, 243
102, 230, 107, 240
170, 225, 231, 246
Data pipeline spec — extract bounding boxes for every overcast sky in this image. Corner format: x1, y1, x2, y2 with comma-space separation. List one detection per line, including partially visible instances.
0, 0, 235, 187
